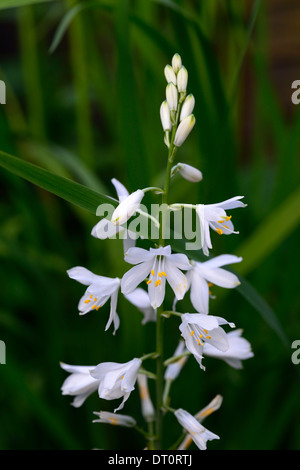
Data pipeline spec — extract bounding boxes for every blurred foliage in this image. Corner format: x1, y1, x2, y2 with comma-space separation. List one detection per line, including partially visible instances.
0, 0, 299, 450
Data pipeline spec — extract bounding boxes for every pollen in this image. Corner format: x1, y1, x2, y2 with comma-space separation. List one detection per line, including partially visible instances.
225, 215, 232, 221
199, 334, 203, 338
216, 228, 223, 235
206, 335, 211, 339
89, 295, 93, 299
155, 279, 161, 287
109, 417, 119, 426
146, 279, 152, 285
161, 271, 167, 277
208, 282, 213, 287
203, 329, 208, 334
84, 299, 90, 304
190, 330, 194, 336
223, 225, 229, 229
96, 305, 101, 311
151, 269, 155, 276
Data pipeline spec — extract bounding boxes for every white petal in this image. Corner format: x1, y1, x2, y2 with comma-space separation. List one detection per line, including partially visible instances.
67, 266, 100, 286
91, 218, 123, 239
201, 255, 242, 269
164, 258, 188, 300
121, 260, 153, 295
197, 266, 240, 289
105, 289, 119, 333
189, 271, 209, 314
125, 247, 154, 265
167, 252, 191, 270
111, 178, 129, 202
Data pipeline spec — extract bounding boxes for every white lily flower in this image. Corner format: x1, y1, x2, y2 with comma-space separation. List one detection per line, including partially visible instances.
92, 178, 138, 254
90, 358, 142, 412
172, 53, 182, 73
60, 362, 99, 408
164, 340, 188, 381
164, 64, 177, 84
121, 245, 191, 309
137, 374, 155, 422
186, 254, 242, 314
196, 196, 247, 256
203, 329, 254, 369
92, 411, 136, 427
174, 114, 195, 147
179, 313, 235, 370
174, 408, 220, 450
180, 94, 195, 121
124, 287, 156, 324
67, 266, 120, 334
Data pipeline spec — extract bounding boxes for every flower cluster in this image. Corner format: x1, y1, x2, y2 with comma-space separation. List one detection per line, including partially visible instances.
60, 53, 253, 450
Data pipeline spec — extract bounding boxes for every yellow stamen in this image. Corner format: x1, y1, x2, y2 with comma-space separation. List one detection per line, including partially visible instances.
206, 335, 211, 339
199, 334, 203, 338
90, 295, 93, 299
94, 297, 97, 302
92, 305, 97, 309
121, 375, 124, 380
84, 299, 90, 304
190, 330, 194, 336
155, 279, 161, 287
199, 407, 214, 418
151, 269, 155, 276
146, 279, 152, 285
109, 417, 119, 425
225, 215, 232, 221
203, 329, 208, 334
96, 306, 101, 311
158, 272, 162, 277
216, 228, 223, 235
161, 271, 167, 277
223, 225, 229, 229
208, 282, 213, 287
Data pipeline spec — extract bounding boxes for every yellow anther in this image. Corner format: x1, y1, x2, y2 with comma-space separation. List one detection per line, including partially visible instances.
199, 334, 203, 339
206, 335, 211, 340
209, 290, 212, 295
146, 279, 152, 285
218, 220, 224, 224
161, 271, 167, 277
96, 306, 101, 311
225, 215, 232, 221
223, 225, 229, 229
90, 295, 93, 299
92, 305, 97, 309
190, 330, 194, 336
84, 299, 91, 304
155, 279, 161, 287
216, 228, 223, 235
109, 417, 119, 425
94, 297, 97, 302
208, 282, 213, 287
203, 329, 208, 334
158, 272, 162, 277
121, 375, 124, 380
151, 269, 155, 276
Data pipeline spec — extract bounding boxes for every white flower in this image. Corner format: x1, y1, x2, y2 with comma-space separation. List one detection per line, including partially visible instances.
92, 411, 136, 427
121, 245, 191, 309
124, 287, 156, 324
179, 313, 235, 370
174, 408, 219, 450
166, 82, 178, 111
172, 53, 182, 73
164, 64, 177, 84
90, 358, 142, 412
67, 266, 120, 334
60, 362, 99, 408
111, 189, 144, 226
92, 178, 138, 254
177, 66, 188, 93
180, 94, 195, 121
174, 114, 195, 147
160, 100, 172, 132
203, 329, 254, 369
186, 254, 242, 314
196, 196, 247, 256
164, 340, 188, 381
172, 162, 202, 183
137, 374, 155, 422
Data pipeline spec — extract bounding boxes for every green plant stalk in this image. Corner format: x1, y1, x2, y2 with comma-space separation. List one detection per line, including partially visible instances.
155, 122, 178, 449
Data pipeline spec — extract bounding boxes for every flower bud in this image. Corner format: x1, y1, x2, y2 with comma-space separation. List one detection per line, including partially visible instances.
177, 163, 202, 182
111, 189, 144, 225
166, 82, 178, 111
160, 100, 171, 131
164, 341, 188, 381
174, 114, 195, 147
164, 64, 177, 85
172, 53, 182, 74
180, 94, 195, 121
177, 66, 188, 93
93, 411, 137, 428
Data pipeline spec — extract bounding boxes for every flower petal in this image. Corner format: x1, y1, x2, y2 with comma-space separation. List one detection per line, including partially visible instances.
121, 260, 153, 295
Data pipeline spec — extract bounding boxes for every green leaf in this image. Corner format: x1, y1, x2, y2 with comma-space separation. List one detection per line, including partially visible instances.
0, 150, 116, 214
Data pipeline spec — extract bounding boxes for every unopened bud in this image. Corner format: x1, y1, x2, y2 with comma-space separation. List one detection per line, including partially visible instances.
111, 189, 144, 225
174, 114, 195, 147
166, 82, 178, 111
160, 101, 172, 131
164, 64, 177, 85
172, 53, 182, 74
177, 66, 188, 93
137, 374, 155, 422
175, 163, 203, 183
180, 94, 195, 121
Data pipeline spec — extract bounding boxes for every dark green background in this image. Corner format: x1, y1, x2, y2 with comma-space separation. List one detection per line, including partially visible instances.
0, 0, 299, 450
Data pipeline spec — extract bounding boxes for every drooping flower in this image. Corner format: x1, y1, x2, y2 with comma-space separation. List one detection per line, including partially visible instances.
196, 196, 247, 256
91, 178, 139, 254
186, 254, 242, 314
60, 362, 99, 408
90, 358, 142, 412
67, 266, 120, 334
137, 374, 155, 423
121, 245, 191, 309
203, 329, 254, 369
124, 287, 156, 324
92, 411, 136, 427
179, 313, 235, 370
171, 162, 202, 183
174, 408, 220, 450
